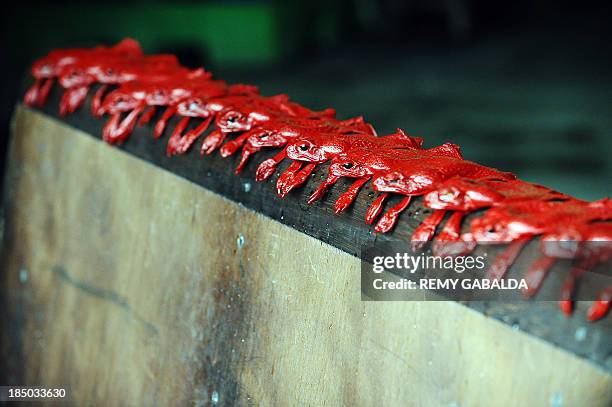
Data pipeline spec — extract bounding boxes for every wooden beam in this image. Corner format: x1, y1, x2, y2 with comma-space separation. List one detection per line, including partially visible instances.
1, 100, 610, 404
29, 86, 612, 367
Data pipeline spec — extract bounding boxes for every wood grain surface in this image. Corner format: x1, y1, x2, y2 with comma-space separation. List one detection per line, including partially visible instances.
0, 107, 610, 406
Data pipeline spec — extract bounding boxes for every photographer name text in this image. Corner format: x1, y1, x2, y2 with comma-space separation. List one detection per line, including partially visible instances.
372, 278, 528, 291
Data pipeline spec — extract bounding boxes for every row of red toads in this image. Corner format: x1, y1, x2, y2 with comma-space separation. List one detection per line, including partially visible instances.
24, 39, 612, 321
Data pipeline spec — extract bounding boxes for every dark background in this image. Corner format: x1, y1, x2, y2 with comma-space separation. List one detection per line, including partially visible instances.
1, 0, 610, 200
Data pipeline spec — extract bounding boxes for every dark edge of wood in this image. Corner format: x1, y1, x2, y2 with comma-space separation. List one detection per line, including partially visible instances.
4, 81, 611, 373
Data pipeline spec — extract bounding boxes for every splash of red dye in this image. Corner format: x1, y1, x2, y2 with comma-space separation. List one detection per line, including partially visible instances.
25, 39, 612, 321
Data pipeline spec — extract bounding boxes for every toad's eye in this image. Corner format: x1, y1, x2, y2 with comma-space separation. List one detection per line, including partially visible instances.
258, 132, 269, 140
299, 144, 309, 151
440, 190, 456, 201
189, 100, 200, 110
106, 69, 114, 75
342, 162, 354, 169
226, 114, 240, 123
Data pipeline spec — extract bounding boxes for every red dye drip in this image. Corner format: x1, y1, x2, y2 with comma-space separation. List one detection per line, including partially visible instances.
25, 39, 612, 321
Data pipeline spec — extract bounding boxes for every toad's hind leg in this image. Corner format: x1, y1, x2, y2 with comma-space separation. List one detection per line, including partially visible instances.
587, 287, 612, 321
485, 237, 530, 281
522, 255, 557, 297
432, 211, 473, 256
375, 196, 412, 234
410, 209, 447, 251
559, 258, 593, 316
256, 150, 287, 181
334, 177, 371, 213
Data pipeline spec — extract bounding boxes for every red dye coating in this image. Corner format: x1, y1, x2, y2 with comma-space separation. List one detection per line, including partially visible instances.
541, 222, 612, 267
304, 130, 422, 204
430, 211, 473, 257
424, 178, 567, 212
255, 149, 287, 181
157, 92, 261, 148
276, 161, 307, 198
60, 86, 89, 117
201, 95, 335, 155
225, 116, 374, 174
485, 238, 530, 281
284, 128, 425, 167
587, 287, 612, 321
411, 210, 447, 251
334, 177, 371, 214
521, 255, 557, 297
25, 39, 143, 108
368, 155, 511, 233
24, 39, 612, 321
98, 71, 224, 144
254, 129, 419, 184
541, 222, 612, 314
467, 199, 612, 297
469, 199, 611, 243
275, 129, 426, 208
558, 259, 594, 316
421, 178, 568, 262
375, 197, 412, 233
371, 158, 513, 198
165, 85, 260, 154
279, 131, 455, 233
57, 54, 181, 116
138, 106, 157, 126
365, 193, 389, 224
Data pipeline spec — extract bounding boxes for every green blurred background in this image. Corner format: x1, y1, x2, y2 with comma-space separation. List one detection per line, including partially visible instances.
1, 0, 610, 200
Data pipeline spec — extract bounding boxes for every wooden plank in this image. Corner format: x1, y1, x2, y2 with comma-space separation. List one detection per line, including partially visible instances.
1, 107, 610, 406
24, 84, 612, 371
